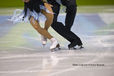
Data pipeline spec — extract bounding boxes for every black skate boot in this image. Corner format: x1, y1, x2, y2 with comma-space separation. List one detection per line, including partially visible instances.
68, 39, 84, 50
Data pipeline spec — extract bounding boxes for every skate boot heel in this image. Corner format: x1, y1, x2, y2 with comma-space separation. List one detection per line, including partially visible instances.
68, 45, 76, 50
56, 44, 61, 50
79, 45, 84, 49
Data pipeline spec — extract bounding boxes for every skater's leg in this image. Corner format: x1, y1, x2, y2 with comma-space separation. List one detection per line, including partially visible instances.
50, 4, 71, 42
30, 16, 53, 39
41, 10, 53, 30
48, 1, 83, 47
64, 0, 83, 47
65, 5, 77, 30
30, 16, 60, 50
54, 22, 82, 46
39, 9, 54, 45
50, 3, 82, 45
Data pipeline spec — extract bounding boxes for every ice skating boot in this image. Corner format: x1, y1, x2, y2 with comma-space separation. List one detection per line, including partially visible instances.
68, 44, 84, 50
41, 35, 47, 47
68, 44, 76, 50
78, 45, 84, 49
68, 39, 84, 50
50, 38, 60, 52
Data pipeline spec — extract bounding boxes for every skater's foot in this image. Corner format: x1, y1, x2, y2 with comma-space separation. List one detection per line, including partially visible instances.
68, 44, 76, 50
68, 39, 83, 50
68, 44, 84, 50
51, 44, 60, 52
68, 39, 77, 50
41, 35, 47, 46
50, 38, 60, 52
78, 45, 84, 49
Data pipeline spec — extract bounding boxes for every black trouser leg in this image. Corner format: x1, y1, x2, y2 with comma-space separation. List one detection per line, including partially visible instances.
51, 4, 73, 42
50, 4, 82, 46
52, 22, 82, 46
65, 5, 77, 30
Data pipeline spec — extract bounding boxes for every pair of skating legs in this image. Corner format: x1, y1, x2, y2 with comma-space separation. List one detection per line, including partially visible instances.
30, 10, 60, 52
